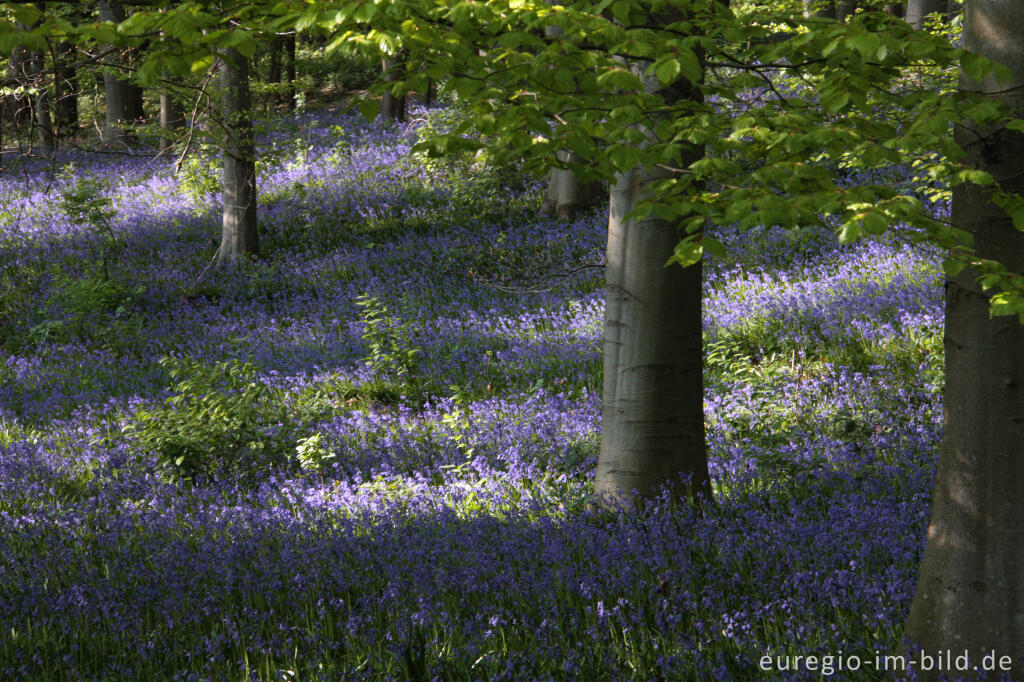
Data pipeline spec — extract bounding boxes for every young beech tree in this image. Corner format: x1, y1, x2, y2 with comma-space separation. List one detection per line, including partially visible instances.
904, 0, 1024, 672
216, 47, 258, 263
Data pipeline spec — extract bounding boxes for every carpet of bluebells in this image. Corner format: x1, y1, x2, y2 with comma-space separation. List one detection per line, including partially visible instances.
0, 106, 947, 680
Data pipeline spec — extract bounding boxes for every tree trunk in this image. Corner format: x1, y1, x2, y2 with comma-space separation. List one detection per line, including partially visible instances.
804, 0, 837, 19
906, 0, 943, 28
17, 10, 53, 156
380, 56, 407, 122
541, 151, 603, 216
884, 2, 905, 17
28, 46, 53, 155
283, 34, 296, 111
159, 83, 182, 153
836, 0, 858, 20
540, 16, 603, 217
904, 1, 1024, 675
54, 41, 78, 142
8, 44, 33, 130
217, 47, 259, 264
593, 64, 712, 507
98, 0, 134, 147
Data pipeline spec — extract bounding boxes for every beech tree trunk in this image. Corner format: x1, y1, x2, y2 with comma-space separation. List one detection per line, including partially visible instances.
836, 0, 858, 20
906, 0, 943, 28
380, 56, 407, 122
159, 87, 182, 153
28, 45, 53, 155
17, 10, 53, 156
540, 17, 603, 217
803, 0, 837, 19
217, 48, 259, 264
904, 1, 1024, 675
884, 2, 905, 17
284, 35, 296, 111
98, 0, 134, 147
593, 63, 712, 507
8, 41, 33, 131
541, 151, 603, 216
54, 41, 78, 141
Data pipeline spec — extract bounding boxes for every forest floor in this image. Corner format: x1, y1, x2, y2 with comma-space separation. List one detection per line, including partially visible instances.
0, 106, 945, 680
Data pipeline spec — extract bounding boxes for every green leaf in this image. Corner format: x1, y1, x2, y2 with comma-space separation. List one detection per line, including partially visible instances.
961, 51, 992, 83
597, 68, 643, 92
989, 292, 1024, 318
653, 57, 680, 86
943, 257, 967, 277
848, 32, 880, 58
667, 240, 702, 268
359, 99, 380, 121
702, 237, 727, 259
838, 219, 862, 244
13, 5, 42, 27
821, 90, 849, 114
1006, 119, 1024, 134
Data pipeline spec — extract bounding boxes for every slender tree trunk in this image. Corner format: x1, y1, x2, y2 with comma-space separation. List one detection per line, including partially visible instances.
540, 17, 603, 216
8, 44, 33, 131
159, 79, 183, 153
803, 0, 837, 19
836, 0, 858, 20
593, 62, 711, 507
217, 48, 259, 264
884, 2, 905, 17
18, 10, 53, 156
904, 1, 1024, 675
98, 0, 134, 147
906, 0, 943, 28
54, 41, 78, 143
28, 47, 53, 155
283, 34, 296, 111
380, 56, 407, 122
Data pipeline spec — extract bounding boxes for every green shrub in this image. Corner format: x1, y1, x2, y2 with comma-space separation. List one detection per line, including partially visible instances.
125, 357, 294, 483
356, 295, 424, 400
177, 144, 222, 208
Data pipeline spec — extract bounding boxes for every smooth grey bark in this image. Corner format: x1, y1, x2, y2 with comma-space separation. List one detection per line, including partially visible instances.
217, 48, 259, 264
380, 56, 407, 122
17, 11, 52, 155
541, 151, 603, 217
159, 91, 182, 153
836, 0, 858, 20
98, 0, 134, 147
268, 35, 296, 111
54, 41, 79, 140
904, 1, 1024, 675
906, 0, 943, 28
540, 18, 603, 217
593, 64, 712, 507
884, 2, 904, 17
159, 70, 183, 153
803, 0, 837, 19
8, 43, 33, 130
28, 45, 53, 155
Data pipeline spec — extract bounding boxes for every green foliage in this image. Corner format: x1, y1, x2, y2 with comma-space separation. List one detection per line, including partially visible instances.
177, 145, 222, 210
356, 294, 424, 400
125, 357, 293, 483
58, 169, 122, 281
294, 432, 336, 473
29, 272, 145, 347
